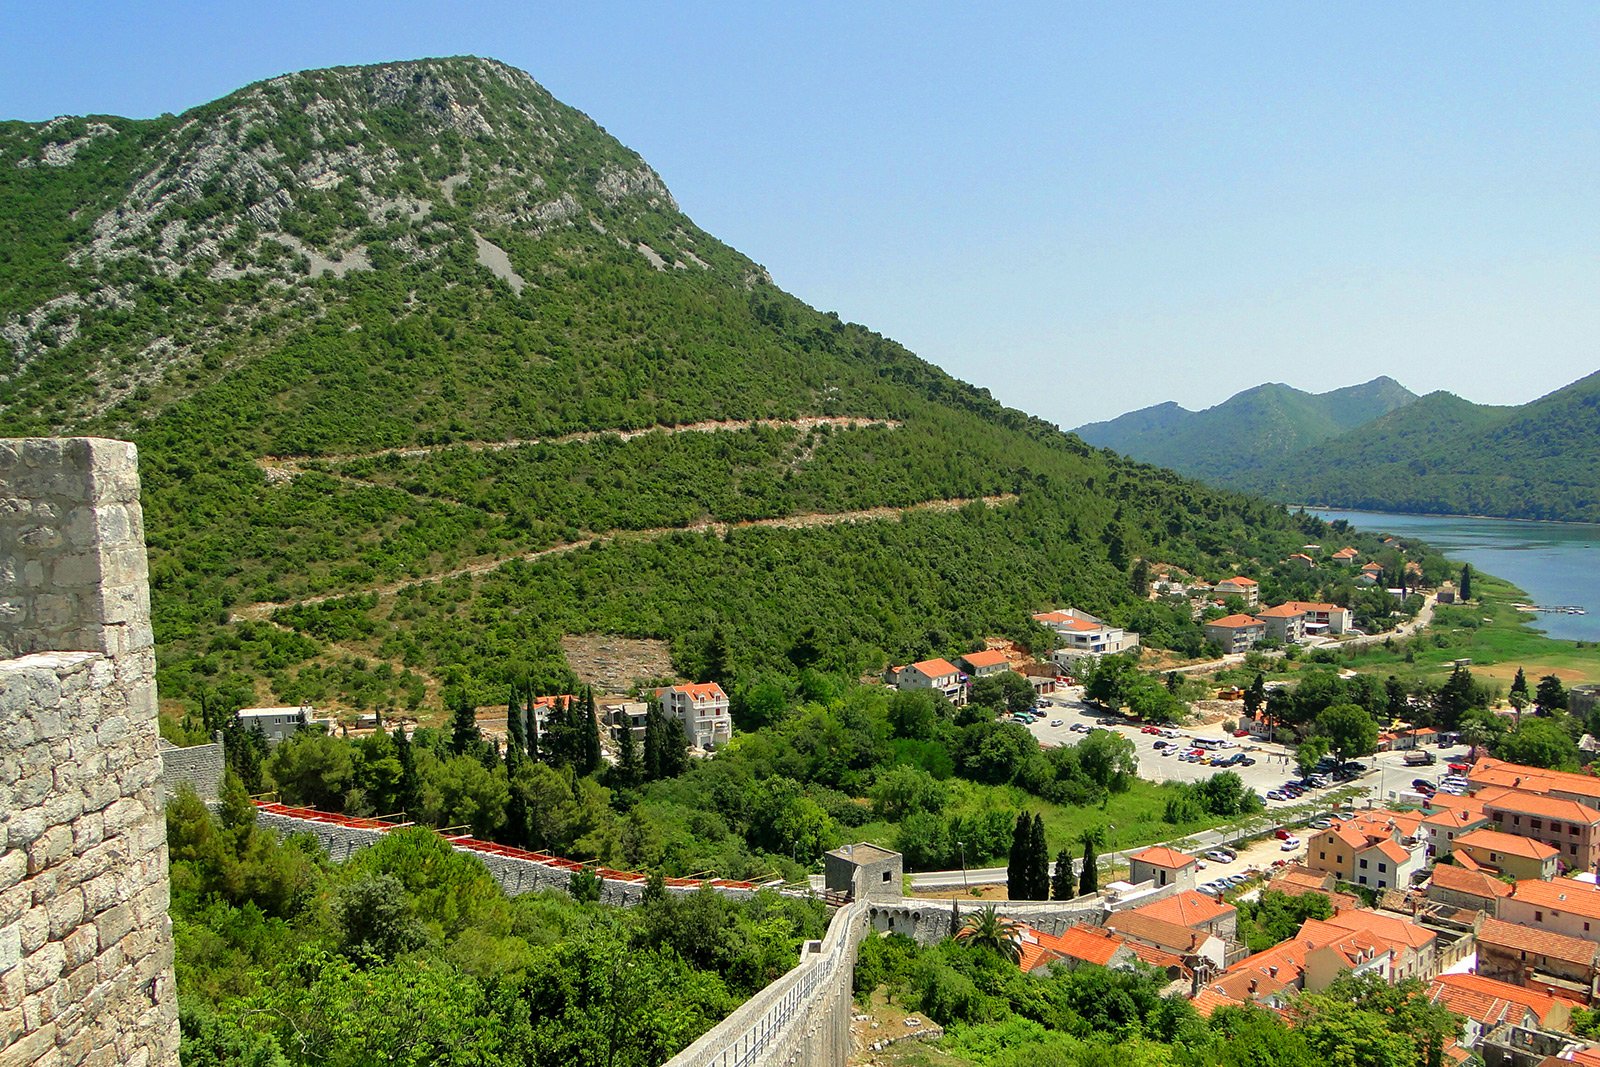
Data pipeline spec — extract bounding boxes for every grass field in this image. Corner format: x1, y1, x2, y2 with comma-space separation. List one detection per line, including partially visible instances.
1337, 573, 1600, 689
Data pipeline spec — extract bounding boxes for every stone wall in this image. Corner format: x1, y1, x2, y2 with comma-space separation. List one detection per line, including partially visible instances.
663, 900, 867, 1067
253, 808, 757, 906
0, 438, 179, 1067
867, 897, 1108, 946
157, 739, 225, 805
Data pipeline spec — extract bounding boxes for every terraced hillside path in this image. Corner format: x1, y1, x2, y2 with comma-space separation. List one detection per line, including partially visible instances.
258, 416, 901, 480
235, 492, 1017, 621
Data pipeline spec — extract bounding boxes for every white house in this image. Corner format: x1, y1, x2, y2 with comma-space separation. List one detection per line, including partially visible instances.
1203, 614, 1266, 654
892, 658, 968, 705
236, 706, 314, 743
1034, 609, 1140, 664
656, 682, 733, 750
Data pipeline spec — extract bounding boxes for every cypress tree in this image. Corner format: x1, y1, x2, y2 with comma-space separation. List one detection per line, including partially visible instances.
393, 725, 421, 819
1007, 813, 1030, 897
1511, 667, 1529, 702
1028, 814, 1049, 901
526, 688, 542, 762
1460, 563, 1474, 601
1052, 846, 1075, 900
1078, 828, 1101, 896
581, 687, 602, 775
448, 689, 481, 756
506, 689, 526, 759
615, 708, 641, 785
643, 702, 664, 782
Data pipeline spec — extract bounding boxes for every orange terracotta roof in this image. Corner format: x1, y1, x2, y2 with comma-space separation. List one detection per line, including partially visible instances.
1125, 940, 1189, 972
1455, 828, 1560, 861
1454, 850, 1484, 872
960, 649, 1010, 668
1471, 758, 1600, 803
1333, 548, 1360, 559
1038, 924, 1127, 967
1479, 915, 1600, 966
658, 681, 727, 700
1032, 611, 1101, 632
1127, 846, 1197, 870
1320, 909, 1436, 952
1255, 604, 1307, 618
1208, 614, 1264, 629
1191, 985, 1244, 1016
908, 658, 961, 678
1266, 873, 1360, 911
1506, 878, 1600, 921
1284, 600, 1344, 614
1432, 973, 1561, 1026
1428, 982, 1537, 1029
1132, 889, 1235, 928
1422, 807, 1487, 830
1428, 863, 1511, 900
1426, 792, 1487, 816
1219, 576, 1258, 586
1105, 911, 1209, 954
1018, 939, 1061, 973
1369, 839, 1412, 865
1478, 787, 1600, 823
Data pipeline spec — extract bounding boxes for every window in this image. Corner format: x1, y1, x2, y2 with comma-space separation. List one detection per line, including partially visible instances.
1359, 876, 1368, 885
1572, 844, 1579, 856
1513, 815, 1522, 827
883, 871, 893, 883
1379, 863, 1388, 873
1319, 851, 1326, 860
1536, 911, 1544, 922
1531, 819, 1543, 831
1572, 824, 1580, 835
1359, 859, 1368, 869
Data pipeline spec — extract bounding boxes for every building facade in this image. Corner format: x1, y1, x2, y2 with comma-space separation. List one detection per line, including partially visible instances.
656, 682, 733, 750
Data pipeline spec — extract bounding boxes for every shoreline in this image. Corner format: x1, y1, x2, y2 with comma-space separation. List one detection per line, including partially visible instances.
1294, 504, 1600, 530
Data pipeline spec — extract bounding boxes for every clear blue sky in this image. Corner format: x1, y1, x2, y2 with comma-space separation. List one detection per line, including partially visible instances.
4, 2, 1597, 425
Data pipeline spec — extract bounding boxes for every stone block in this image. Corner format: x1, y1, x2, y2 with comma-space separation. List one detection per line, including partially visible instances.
0, 883, 27, 929
0, 850, 25, 892
0, 1021, 56, 1065
0, 923, 19, 973
23, 940, 64, 993
44, 889, 82, 941
93, 904, 131, 949
61, 926, 95, 971
17, 906, 48, 955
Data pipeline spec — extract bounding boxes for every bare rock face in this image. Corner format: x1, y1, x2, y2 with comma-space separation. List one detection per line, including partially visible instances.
2, 57, 732, 423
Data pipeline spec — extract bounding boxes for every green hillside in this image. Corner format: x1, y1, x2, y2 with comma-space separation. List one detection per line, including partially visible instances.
1074, 377, 1417, 481
1241, 374, 1600, 521
0, 56, 1317, 713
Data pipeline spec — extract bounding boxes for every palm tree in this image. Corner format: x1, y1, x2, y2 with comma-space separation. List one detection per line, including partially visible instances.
1459, 717, 1490, 761
956, 904, 1023, 963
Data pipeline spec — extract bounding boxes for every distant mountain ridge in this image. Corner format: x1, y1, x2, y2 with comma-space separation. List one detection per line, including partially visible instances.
1074, 377, 1418, 481
1078, 371, 1600, 523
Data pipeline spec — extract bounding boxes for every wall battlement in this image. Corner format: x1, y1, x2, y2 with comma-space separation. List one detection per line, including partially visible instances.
0, 438, 180, 1067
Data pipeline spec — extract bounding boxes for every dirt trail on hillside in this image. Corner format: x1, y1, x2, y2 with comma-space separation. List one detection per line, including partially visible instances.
235, 493, 1016, 621
257, 416, 901, 477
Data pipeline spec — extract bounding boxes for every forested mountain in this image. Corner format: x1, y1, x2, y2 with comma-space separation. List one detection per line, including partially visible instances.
1, 56, 1315, 712
1237, 372, 1600, 521
1074, 377, 1417, 481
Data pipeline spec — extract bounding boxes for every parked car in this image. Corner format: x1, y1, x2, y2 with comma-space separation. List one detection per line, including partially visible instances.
1448, 762, 1471, 774
1224, 874, 1250, 886
1266, 790, 1286, 801
1308, 819, 1331, 830
1275, 828, 1295, 840
1280, 838, 1300, 851
1233, 728, 1252, 737
1204, 850, 1232, 863
1163, 729, 1181, 738
1050, 719, 1064, 728
1153, 740, 1168, 749
1142, 725, 1162, 735
1239, 756, 1256, 766
1411, 778, 1437, 793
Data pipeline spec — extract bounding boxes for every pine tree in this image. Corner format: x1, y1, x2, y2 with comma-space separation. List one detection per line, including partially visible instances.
1244, 673, 1266, 719
1511, 667, 1529, 702
1460, 563, 1474, 601
1028, 814, 1049, 901
1007, 813, 1030, 897
1052, 846, 1075, 900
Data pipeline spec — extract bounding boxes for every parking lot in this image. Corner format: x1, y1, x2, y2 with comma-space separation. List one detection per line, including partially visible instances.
1022, 687, 1473, 813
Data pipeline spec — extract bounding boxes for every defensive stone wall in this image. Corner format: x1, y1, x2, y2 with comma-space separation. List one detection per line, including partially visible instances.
663, 900, 867, 1067
157, 739, 225, 804
254, 808, 757, 906
867, 896, 1108, 946
0, 438, 180, 1067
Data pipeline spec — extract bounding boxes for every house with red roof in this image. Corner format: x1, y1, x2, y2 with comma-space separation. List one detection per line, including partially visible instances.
1286, 553, 1316, 570
1452, 828, 1561, 881
1254, 603, 1307, 644
1282, 600, 1353, 635
1204, 614, 1266, 654
956, 648, 1011, 679
1129, 889, 1239, 943
1304, 810, 1427, 891
1498, 878, 1600, 947
1419, 801, 1490, 859
1032, 608, 1140, 664
890, 658, 968, 706
1475, 786, 1600, 873
655, 682, 732, 750
1426, 862, 1511, 916
1214, 576, 1259, 608
1332, 547, 1360, 565
1126, 847, 1197, 891
1475, 914, 1600, 999
1105, 910, 1228, 972
1016, 923, 1138, 975
1429, 972, 1572, 1055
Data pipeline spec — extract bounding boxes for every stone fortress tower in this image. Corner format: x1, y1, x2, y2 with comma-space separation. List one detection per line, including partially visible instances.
1, 438, 180, 1066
